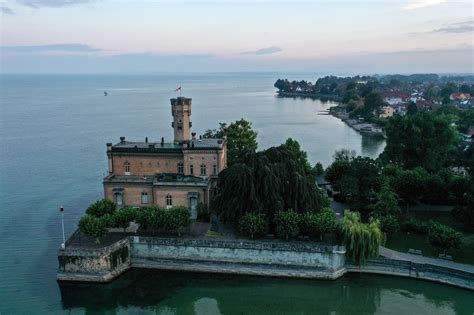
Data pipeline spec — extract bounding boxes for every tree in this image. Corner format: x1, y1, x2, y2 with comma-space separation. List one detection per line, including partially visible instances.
283, 138, 313, 176
340, 210, 384, 266
238, 213, 269, 239
274, 210, 301, 240
78, 214, 110, 244
112, 207, 137, 232
390, 167, 427, 208
369, 183, 400, 214
459, 84, 471, 94
203, 118, 258, 165
213, 145, 329, 223
85, 199, 116, 217
333, 148, 357, 161
314, 162, 324, 176
406, 102, 417, 116
301, 207, 337, 240
381, 112, 459, 171
163, 206, 190, 236
427, 221, 462, 253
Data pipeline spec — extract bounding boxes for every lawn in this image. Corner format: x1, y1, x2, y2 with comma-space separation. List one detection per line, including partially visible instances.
384, 211, 474, 265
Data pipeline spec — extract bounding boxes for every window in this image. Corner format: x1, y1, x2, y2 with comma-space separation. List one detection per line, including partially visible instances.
141, 192, 148, 204
177, 162, 184, 174
166, 194, 173, 207
200, 164, 206, 175
124, 162, 130, 174
189, 164, 194, 175
115, 193, 123, 206
213, 164, 217, 175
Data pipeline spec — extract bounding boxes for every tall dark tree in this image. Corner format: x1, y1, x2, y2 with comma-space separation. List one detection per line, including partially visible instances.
203, 118, 258, 166
381, 112, 459, 171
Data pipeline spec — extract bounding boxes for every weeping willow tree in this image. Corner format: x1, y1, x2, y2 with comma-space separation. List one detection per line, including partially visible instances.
212, 142, 329, 223
341, 210, 385, 266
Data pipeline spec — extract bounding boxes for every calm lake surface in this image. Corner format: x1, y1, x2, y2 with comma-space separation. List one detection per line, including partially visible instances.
0, 73, 471, 314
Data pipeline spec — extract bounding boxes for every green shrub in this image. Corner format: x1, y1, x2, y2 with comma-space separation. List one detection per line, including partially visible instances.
85, 199, 116, 217
301, 208, 337, 240
371, 213, 399, 234
427, 221, 463, 251
163, 206, 191, 236
112, 207, 138, 232
238, 213, 269, 239
274, 209, 301, 240
403, 218, 429, 234
78, 214, 109, 244
197, 202, 210, 221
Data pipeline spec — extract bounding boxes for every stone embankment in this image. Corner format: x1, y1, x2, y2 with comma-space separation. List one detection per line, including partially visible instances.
329, 107, 384, 137
57, 236, 474, 290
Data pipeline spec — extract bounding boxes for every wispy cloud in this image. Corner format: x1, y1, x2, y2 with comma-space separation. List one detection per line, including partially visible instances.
241, 46, 282, 55
403, 0, 447, 10
15, 0, 93, 8
1, 6, 15, 14
433, 20, 474, 33
1, 43, 103, 52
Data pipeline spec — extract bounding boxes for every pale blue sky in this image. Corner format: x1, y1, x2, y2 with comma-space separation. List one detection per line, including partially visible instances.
1, 0, 473, 73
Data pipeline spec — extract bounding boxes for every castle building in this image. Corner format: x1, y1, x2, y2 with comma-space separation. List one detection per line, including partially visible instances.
103, 97, 227, 219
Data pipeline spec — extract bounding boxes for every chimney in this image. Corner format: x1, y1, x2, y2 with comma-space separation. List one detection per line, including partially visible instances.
120, 136, 125, 143
191, 132, 196, 140
161, 137, 164, 147
145, 137, 148, 143
199, 135, 202, 140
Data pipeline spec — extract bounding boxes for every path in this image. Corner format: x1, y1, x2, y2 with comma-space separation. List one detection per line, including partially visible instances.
379, 246, 474, 273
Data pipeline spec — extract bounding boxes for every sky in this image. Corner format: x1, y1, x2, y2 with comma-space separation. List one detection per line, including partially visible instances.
0, 0, 473, 74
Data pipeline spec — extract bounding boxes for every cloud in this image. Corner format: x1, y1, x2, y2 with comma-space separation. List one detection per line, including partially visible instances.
1, 6, 15, 14
433, 20, 474, 34
1, 43, 103, 53
241, 46, 282, 55
403, 0, 447, 10
15, 0, 93, 8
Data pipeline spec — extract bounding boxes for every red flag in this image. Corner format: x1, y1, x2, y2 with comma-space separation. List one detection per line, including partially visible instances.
174, 86, 182, 92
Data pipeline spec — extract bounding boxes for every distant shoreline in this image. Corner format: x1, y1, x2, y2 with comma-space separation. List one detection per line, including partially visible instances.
276, 91, 342, 102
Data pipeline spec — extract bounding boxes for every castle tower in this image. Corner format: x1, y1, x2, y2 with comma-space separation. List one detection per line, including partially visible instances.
170, 97, 192, 143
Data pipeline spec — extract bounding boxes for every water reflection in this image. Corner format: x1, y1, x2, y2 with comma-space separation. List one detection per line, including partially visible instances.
59, 269, 474, 314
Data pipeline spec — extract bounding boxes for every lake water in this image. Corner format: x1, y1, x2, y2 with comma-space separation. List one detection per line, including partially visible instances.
0, 73, 471, 314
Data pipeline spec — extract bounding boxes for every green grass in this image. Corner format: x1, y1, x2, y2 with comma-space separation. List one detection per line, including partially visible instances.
384, 211, 474, 265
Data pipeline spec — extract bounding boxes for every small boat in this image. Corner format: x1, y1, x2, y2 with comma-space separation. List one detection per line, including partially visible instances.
104, 91, 108, 96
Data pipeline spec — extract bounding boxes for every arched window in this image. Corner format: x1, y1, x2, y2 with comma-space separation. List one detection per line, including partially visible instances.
124, 161, 130, 175
200, 164, 206, 175
166, 194, 173, 207
141, 192, 148, 204
177, 162, 184, 174
115, 193, 123, 206
189, 164, 194, 175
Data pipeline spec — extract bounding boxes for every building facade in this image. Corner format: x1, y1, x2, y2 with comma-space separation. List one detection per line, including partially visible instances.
103, 97, 227, 219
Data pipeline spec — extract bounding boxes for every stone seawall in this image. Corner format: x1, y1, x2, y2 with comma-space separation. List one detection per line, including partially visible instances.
57, 237, 131, 282
347, 258, 474, 290
131, 237, 346, 280
56, 236, 474, 290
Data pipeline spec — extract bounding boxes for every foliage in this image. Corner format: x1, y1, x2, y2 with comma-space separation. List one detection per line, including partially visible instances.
163, 206, 190, 236
301, 207, 337, 239
85, 199, 116, 218
283, 138, 314, 177
112, 207, 138, 232
402, 218, 429, 235
213, 143, 329, 223
274, 210, 301, 240
238, 213, 269, 239
78, 214, 110, 243
381, 112, 459, 171
369, 183, 400, 214
325, 156, 380, 208
370, 213, 399, 234
314, 162, 324, 176
427, 221, 463, 251
203, 118, 258, 165
340, 210, 384, 266
451, 177, 474, 231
